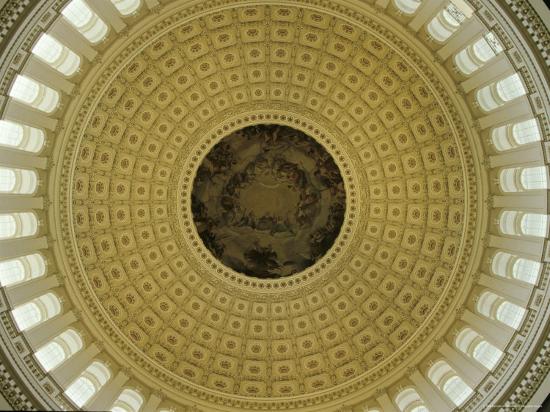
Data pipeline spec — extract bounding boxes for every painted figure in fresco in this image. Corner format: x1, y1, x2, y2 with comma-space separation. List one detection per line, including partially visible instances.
191, 124, 346, 278
244, 241, 281, 278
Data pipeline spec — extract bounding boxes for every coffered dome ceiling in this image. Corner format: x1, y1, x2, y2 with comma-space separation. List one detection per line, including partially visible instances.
0, 0, 549, 411
64, 1, 478, 401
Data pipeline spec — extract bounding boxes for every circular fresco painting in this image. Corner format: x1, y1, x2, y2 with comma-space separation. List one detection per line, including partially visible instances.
191, 125, 346, 278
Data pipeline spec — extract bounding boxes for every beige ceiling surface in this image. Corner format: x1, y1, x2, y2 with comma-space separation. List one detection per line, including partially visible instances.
51, 0, 483, 409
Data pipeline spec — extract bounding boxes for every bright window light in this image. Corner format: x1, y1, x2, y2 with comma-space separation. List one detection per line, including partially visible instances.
513, 119, 541, 145
521, 213, 548, 237
394, 0, 421, 14
0, 214, 17, 239
111, 388, 144, 412
9, 75, 59, 113
32, 34, 81, 76
0, 168, 16, 192
521, 166, 548, 190
513, 258, 540, 284
65, 377, 96, 407
12, 292, 61, 331
497, 73, 527, 102
35, 329, 83, 371
443, 375, 473, 406
497, 301, 526, 329
0, 212, 38, 239
0, 120, 44, 152
9, 75, 40, 104
0, 254, 46, 287
62, 0, 108, 44
65, 361, 110, 407
12, 301, 42, 331
473, 340, 502, 369
111, 0, 141, 15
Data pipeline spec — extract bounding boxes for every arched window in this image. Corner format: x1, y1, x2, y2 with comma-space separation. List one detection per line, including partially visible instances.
0, 168, 15, 192
497, 301, 526, 329
499, 211, 548, 237
65, 361, 111, 407
455, 32, 503, 75
455, 328, 503, 369
512, 119, 542, 145
443, 376, 473, 405
35, 329, 83, 371
477, 73, 527, 112
492, 118, 541, 151
0, 212, 38, 239
0, 120, 44, 152
65, 377, 96, 407
428, 360, 473, 406
0, 167, 38, 194
513, 257, 541, 284
473, 340, 502, 369
32, 34, 81, 76
111, 388, 144, 412
0, 214, 16, 239
394, 0, 421, 14
521, 213, 548, 237
8, 75, 59, 113
427, 2, 472, 42
62, 0, 109, 44
477, 291, 526, 329
521, 166, 548, 190
395, 388, 429, 412
491, 251, 541, 284
11, 292, 61, 331
0, 254, 46, 287
497, 74, 526, 101
111, 0, 141, 15
499, 166, 548, 192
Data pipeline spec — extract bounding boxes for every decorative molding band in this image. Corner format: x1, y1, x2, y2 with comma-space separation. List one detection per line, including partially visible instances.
504, 0, 550, 68
0, 0, 31, 48
0, 362, 36, 411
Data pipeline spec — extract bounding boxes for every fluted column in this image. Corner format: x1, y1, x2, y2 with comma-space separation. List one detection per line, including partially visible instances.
410, 369, 455, 412
479, 273, 532, 306
86, 0, 126, 33
86, 370, 129, 411
439, 343, 487, 388
493, 194, 546, 211
462, 309, 514, 350
461, 54, 512, 93
51, 343, 100, 387
48, 19, 98, 61
0, 196, 44, 212
5, 276, 59, 307
478, 97, 533, 130
489, 145, 544, 168
142, 392, 162, 412
24, 56, 74, 95
0, 149, 47, 169
489, 235, 543, 260
0, 237, 48, 260
437, 19, 486, 60
3, 101, 58, 131
408, 0, 446, 32
24, 311, 78, 349
376, 392, 399, 412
